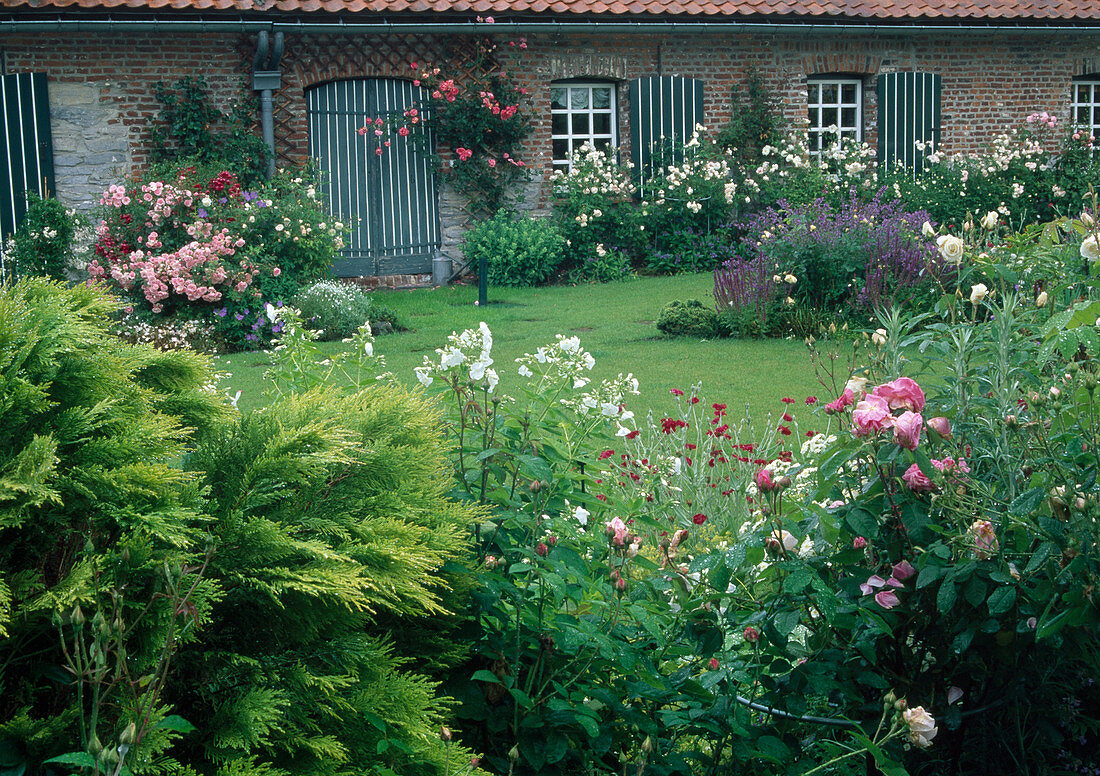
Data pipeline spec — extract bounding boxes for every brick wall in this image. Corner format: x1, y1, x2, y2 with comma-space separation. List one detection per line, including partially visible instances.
1, 26, 1098, 262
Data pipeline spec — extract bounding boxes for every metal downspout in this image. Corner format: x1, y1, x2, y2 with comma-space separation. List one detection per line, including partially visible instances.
252, 28, 284, 178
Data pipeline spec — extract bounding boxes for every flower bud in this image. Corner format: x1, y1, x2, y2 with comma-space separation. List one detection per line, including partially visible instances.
1005, 414, 1019, 429
615, 577, 627, 591
853, 536, 868, 550
743, 625, 760, 643
508, 745, 520, 761
894, 698, 908, 711
926, 416, 952, 439
535, 542, 548, 557
641, 735, 654, 753
119, 722, 137, 746
71, 605, 86, 627
441, 726, 453, 742
484, 555, 499, 569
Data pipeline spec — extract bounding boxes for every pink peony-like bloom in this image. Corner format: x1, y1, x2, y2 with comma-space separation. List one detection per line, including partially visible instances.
853, 536, 868, 550
851, 394, 893, 437
743, 625, 760, 642
872, 377, 926, 412
893, 411, 923, 450
875, 590, 901, 609
926, 416, 952, 439
708, 657, 720, 670
902, 463, 936, 492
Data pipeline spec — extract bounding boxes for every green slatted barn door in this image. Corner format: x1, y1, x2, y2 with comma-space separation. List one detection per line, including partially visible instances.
0, 73, 55, 279
308, 79, 439, 277
877, 72, 942, 176
629, 75, 705, 188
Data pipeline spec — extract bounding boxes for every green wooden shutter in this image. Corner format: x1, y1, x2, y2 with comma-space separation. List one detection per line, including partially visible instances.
877, 72, 941, 176
0, 72, 55, 276
307, 78, 439, 277
629, 75, 705, 184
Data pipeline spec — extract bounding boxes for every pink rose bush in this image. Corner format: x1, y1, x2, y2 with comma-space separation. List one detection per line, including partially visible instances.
87, 166, 342, 349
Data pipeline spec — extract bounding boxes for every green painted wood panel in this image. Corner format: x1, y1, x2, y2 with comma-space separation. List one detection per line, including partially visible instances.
877, 72, 942, 177
307, 78, 439, 277
0, 72, 55, 277
629, 75, 705, 189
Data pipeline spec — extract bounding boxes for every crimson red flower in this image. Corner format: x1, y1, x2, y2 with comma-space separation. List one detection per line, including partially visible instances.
778, 425, 792, 435
625, 430, 640, 440
689, 397, 700, 404
692, 513, 707, 525
670, 388, 684, 396
782, 413, 794, 422
708, 657, 720, 670
598, 449, 615, 460
805, 396, 818, 405
661, 418, 689, 434
781, 397, 795, 404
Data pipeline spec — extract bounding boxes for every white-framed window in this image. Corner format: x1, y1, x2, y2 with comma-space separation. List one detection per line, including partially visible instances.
550, 81, 617, 171
1071, 78, 1100, 137
807, 77, 863, 156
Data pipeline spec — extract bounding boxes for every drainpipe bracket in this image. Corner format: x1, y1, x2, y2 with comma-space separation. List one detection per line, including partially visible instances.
253, 71, 282, 91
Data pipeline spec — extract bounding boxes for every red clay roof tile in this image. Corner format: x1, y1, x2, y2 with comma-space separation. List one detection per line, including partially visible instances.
4, 0, 1099, 19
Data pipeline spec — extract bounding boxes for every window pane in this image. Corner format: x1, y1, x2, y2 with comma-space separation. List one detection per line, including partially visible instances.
1077, 106, 1090, 124
552, 114, 568, 135
594, 138, 611, 153
823, 107, 840, 128
572, 113, 590, 134
571, 88, 589, 110
821, 83, 838, 103
553, 138, 569, 161
808, 132, 821, 152
808, 107, 818, 126
1094, 106, 1100, 125
551, 88, 567, 109
842, 83, 857, 103
592, 87, 612, 110
841, 107, 857, 128
809, 83, 821, 105
593, 113, 611, 134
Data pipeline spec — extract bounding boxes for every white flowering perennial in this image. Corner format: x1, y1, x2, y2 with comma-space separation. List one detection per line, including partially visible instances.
415, 321, 499, 392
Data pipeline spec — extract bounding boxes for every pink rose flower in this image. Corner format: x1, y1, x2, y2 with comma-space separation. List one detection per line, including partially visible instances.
872, 377, 926, 412
606, 517, 629, 546
853, 536, 868, 549
755, 468, 776, 492
851, 394, 892, 437
893, 411, 923, 450
902, 463, 935, 492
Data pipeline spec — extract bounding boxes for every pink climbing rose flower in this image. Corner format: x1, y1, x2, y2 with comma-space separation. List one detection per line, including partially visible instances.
893, 411, 923, 450
871, 377, 926, 412
851, 394, 892, 437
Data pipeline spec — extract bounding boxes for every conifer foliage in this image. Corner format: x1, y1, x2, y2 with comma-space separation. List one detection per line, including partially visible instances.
0, 281, 481, 776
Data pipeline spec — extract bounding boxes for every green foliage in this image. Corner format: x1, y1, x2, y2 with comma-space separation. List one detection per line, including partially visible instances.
292, 280, 400, 341
655, 299, 727, 338
715, 69, 783, 166
5, 192, 81, 279
567, 246, 633, 284
150, 76, 269, 187
173, 379, 483, 775
462, 212, 566, 287
0, 278, 229, 774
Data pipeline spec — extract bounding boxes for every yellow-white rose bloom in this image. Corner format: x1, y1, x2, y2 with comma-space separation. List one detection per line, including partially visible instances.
936, 234, 965, 263
970, 283, 989, 305
1082, 235, 1100, 262
902, 707, 938, 749
980, 210, 998, 230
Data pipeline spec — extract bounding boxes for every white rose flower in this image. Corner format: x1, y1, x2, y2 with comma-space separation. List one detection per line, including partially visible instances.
902, 706, 938, 749
846, 375, 870, 395
871, 328, 887, 346
936, 234, 965, 263
980, 210, 998, 230
921, 221, 936, 239
1036, 291, 1048, 307
574, 506, 589, 526
970, 283, 989, 305
1081, 235, 1100, 262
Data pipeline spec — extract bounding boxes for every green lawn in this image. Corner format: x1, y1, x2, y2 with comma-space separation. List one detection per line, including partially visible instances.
216, 274, 836, 424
